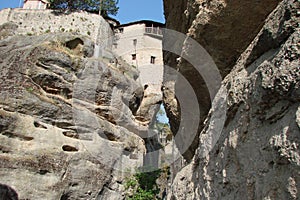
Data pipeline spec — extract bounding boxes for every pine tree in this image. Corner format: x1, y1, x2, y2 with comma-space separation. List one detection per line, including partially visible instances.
48, 0, 119, 16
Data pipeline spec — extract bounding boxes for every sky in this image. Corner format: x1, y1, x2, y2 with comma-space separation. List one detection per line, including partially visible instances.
0, 0, 165, 24
116, 0, 164, 24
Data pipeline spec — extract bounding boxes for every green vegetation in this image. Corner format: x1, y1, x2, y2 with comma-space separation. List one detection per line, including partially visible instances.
125, 168, 162, 200
48, 0, 119, 16
26, 86, 34, 92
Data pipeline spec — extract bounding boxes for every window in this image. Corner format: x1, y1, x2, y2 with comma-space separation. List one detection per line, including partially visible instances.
132, 54, 136, 60
133, 39, 137, 46
150, 56, 156, 64
119, 28, 124, 33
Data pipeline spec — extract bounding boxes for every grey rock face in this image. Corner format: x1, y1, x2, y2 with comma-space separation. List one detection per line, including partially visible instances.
165, 0, 299, 199
163, 0, 284, 161
0, 31, 149, 199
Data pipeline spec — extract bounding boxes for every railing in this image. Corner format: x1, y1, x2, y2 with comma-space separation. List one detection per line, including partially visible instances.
145, 27, 163, 36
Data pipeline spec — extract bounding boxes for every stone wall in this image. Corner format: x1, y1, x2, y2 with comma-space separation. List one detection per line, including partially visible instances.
0, 8, 112, 50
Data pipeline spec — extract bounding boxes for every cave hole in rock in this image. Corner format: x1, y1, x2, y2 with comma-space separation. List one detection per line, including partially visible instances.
62, 131, 79, 139
34, 121, 47, 129
62, 145, 78, 152
65, 38, 84, 56
65, 38, 84, 50
144, 84, 148, 90
60, 192, 72, 200
38, 169, 50, 175
129, 86, 144, 115
97, 130, 117, 141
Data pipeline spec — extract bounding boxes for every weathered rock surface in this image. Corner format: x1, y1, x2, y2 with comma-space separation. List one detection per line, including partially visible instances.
164, 0, 282, 74
163, 0, 284, 160
165, 0, 299, 199
0, 27, 150, 199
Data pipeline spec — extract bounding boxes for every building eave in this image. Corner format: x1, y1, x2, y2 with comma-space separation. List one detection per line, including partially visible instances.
115, 20, 165, 28
24, 0, 49, 3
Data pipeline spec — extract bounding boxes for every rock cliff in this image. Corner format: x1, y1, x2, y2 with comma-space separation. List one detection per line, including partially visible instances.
163, 0, 299, 199
163, 0, 285, 160
0, 0, 299, 199
0, 21, 156, 199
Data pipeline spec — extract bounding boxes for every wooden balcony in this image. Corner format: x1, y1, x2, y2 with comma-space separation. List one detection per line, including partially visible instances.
145, 27, 163, 38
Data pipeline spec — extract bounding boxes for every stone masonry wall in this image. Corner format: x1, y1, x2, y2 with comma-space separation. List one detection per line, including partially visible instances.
0, 8, 113, 50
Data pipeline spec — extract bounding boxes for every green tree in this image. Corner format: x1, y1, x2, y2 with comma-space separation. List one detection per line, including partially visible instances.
48, 0, 119, 16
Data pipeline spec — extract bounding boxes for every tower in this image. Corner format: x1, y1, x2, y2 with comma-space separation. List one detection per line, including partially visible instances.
23, 0, 49, 9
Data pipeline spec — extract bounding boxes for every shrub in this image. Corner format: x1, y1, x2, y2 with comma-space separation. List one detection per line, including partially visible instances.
124, 168, 162, 200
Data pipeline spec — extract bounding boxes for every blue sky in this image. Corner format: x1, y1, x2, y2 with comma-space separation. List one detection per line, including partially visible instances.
0, 0, 23, 9
0, 0, 165, 24
116, 0, 164, 24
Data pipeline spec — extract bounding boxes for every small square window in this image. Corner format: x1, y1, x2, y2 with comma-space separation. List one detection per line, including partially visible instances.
132, 54, 136, 60
150, 56, 156, 64
119, 28, 124, 33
